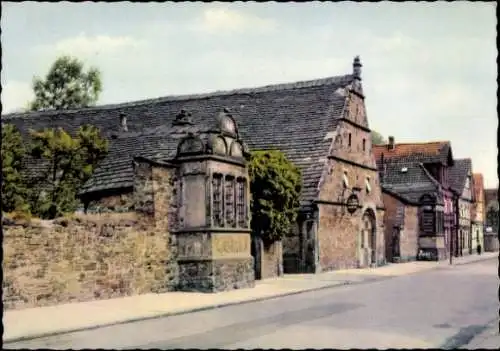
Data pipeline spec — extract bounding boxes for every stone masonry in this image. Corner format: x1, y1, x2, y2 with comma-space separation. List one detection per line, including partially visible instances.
314, 79, 385, 271
382, 193, 419, 262
2, 211, 177, 310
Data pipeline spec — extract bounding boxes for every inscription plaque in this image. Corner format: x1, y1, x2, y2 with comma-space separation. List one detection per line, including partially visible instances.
212, 234, 250, 258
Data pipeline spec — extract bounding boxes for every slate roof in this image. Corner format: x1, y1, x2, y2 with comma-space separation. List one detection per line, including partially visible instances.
449, 158, 472, 194
2, 74, 355, 204
377, 159, 441, 205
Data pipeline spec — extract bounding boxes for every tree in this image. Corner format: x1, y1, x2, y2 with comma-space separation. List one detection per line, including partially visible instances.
371, 130, 386, 145
1, 124, 29, 213
486, 201, 499, 232
248, 150, 302, 244
28, 125, 108, 219
28, 55, 102, 111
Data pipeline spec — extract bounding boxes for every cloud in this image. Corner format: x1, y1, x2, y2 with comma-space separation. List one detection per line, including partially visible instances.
1, 80, 33, 113
34, 33, 146, 59
191, 7, 276, 34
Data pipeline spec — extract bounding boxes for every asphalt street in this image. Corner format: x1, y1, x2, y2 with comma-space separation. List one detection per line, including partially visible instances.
5, 258, 498, 349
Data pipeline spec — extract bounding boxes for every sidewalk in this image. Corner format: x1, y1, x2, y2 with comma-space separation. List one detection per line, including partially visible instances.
3, 251, 497, 343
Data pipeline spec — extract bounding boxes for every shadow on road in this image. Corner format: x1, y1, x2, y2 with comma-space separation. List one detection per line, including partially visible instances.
140, 301, 364, 349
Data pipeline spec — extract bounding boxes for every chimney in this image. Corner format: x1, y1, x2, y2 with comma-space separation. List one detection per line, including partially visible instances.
388, 136, 395, 150
353, 56, 362, 81
119, 112, 128, 132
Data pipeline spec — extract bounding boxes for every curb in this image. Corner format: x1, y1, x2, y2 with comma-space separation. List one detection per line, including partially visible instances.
4, 254, 496, 344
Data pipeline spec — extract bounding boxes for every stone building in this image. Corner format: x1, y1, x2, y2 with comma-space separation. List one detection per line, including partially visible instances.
449, 158, 473, 256
3, 56, 385, 277
381, 188, 419, 263
471, 173, 485, 254
373, 138, 455, 261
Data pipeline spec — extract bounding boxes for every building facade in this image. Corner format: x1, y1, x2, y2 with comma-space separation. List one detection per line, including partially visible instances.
381, 189, 419, 262
2, 57, 386, 277
471, 173, 485, 254
449, 159, 473, 256
374, 139, 455, 261
483, 188, 499, 251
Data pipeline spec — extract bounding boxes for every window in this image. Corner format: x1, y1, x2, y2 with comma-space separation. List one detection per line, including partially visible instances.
348, 133, 352, 147
435, 211, 444, 234
212, 174, 223, 226
236, 178, 247, 227
465, 176, 470, 189
362, 138, 366, 151
365, 177, 371, 193
225, 176, 235, 227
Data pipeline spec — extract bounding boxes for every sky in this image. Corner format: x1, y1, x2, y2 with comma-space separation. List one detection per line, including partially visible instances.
1, 2, 498, 188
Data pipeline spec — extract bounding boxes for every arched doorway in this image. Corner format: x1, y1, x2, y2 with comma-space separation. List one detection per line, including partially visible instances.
360, 208, 377, 267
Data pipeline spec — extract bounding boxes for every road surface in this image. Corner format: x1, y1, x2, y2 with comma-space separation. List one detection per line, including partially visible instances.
5, 258, 498, 349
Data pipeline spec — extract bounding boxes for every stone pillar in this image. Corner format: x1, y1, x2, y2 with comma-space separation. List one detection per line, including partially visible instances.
172, 112, 255, 292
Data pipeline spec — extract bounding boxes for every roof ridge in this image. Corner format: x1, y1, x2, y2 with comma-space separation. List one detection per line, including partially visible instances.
2, 74, 354, 120
373, 141, 450, 147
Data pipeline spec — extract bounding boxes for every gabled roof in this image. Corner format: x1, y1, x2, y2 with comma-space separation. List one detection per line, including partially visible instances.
449, 158, 472, 194
373, 141, 453, 166
378, 160, 441, 205
3, 73, 357, 204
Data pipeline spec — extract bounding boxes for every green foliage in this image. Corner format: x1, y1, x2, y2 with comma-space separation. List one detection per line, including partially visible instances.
371, 130, 386, 145
486, 201, 499, 232
29, 55, 102, 111
1, 124, 29, 213
28, 125, 108, 219
248, 150, 302, 243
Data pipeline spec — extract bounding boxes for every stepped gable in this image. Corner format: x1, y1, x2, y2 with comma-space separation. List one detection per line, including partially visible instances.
3, 74, 354, 204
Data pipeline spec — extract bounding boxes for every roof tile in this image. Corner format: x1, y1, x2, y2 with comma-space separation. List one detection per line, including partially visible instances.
3, 74, 354, 203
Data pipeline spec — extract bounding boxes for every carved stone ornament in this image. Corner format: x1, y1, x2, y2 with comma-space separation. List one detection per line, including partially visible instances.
230, 140, 243, 158
218, 108, 236, 134
209, 135, 227, 155
173, 109, 194, 126
177, 134, 204, 156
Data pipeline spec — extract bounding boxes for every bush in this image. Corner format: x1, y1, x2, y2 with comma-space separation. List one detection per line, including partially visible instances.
1, 123, 29, 213
248, 150, 302, 243
28, 125, 108, 219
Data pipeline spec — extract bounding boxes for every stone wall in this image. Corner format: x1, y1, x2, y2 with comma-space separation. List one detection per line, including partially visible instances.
317, 203, 385, 270
86, 193, 135, 213
260, 240, 284, 279
3, 161, 179, 311
283, 221, 301, 273
382, 193, 419, 262
317, 156, 385, 270
315, 87, 386, 270
2, 212, 177, 311
400, 205, 419, 261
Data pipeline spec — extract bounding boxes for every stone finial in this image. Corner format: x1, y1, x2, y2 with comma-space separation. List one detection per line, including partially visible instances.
173, 109, 194, 126
353, 55, 362, 80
